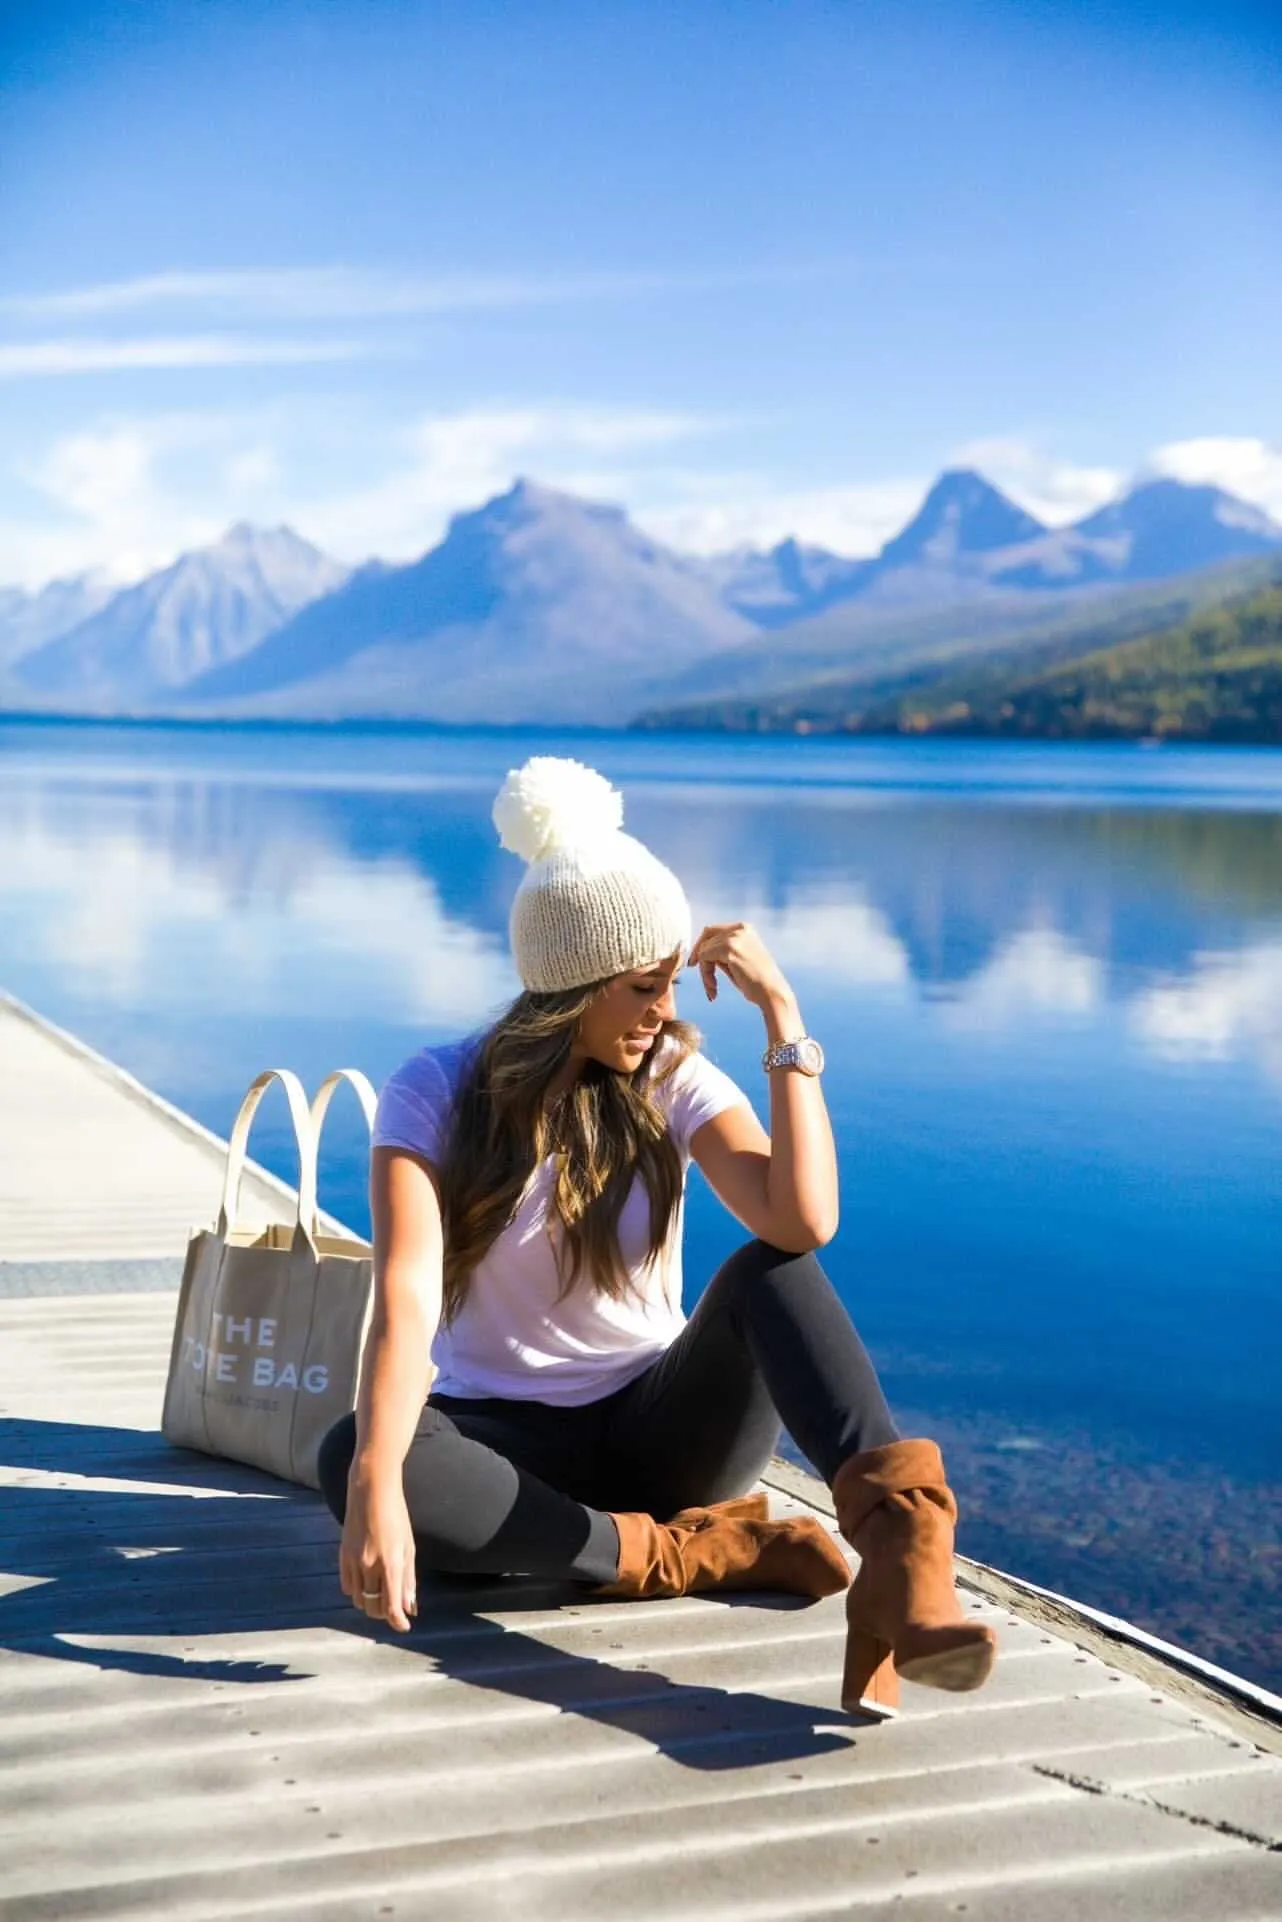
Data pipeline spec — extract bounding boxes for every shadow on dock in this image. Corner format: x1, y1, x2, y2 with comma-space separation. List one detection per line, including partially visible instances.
0, 1417, 861, 1771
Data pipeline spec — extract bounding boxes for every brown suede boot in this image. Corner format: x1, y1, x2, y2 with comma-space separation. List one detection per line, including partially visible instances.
599, 1504, 851, 1601
667, 1492, 770, 1526
831, 1439, 997, 1722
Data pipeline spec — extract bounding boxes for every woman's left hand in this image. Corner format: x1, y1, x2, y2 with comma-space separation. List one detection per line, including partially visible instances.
688, 921, 793, 1010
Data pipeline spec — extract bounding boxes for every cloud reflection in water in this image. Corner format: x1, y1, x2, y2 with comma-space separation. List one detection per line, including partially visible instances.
1131, 940, 1282, 1081
4, 754, 1282, 1090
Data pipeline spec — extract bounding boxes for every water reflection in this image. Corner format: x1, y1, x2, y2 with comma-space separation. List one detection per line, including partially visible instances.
1131, 939, 1282, 1075
5, 738, 1282, 1071
1, 775, 518, 1025
938, 926, 1102, 1028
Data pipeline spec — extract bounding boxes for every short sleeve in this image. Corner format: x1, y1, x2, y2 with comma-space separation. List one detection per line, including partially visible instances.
660, 1046, 753, 1156
372, 1049, 456, 1165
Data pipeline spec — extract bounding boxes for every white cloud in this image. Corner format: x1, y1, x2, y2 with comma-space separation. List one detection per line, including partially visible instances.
2, 400, 725, 586
7, 423, 916, 584
224, 443, 282, 493
946, 436, 1124, 526
548, 430, 1282, 556
951, 432, 1282, 532
0, 262, 834, 324
0, 336, 363, 379
7, 421, 229, 584
1129, 941, 1282, 1082
37, 425, 155, 522
638, 478, 928, 558
1145, 436, 1282, 526
291, 404, 722, 562
940, 926, 1103, 1031
6, 395, 1280, 595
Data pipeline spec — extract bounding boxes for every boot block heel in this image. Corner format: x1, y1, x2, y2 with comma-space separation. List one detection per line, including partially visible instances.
895, 1623, 997, 1692
841, 1621, 899, 1722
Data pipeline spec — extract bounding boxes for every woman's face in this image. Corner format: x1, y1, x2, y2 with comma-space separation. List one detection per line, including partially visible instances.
571, 950, 683, 1074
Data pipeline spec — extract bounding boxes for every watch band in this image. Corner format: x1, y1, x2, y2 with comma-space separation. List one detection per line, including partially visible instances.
761, 1035, 825, 1076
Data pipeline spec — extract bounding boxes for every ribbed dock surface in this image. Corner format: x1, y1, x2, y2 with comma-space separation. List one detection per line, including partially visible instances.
0, 994, 322, 1290
2, 994, 1280, 1920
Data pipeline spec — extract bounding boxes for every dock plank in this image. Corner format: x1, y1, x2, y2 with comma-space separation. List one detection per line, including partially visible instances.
0, 995, 310, 1266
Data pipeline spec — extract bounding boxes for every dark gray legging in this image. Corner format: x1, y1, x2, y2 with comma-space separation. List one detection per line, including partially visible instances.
318, 1237, 898, 1586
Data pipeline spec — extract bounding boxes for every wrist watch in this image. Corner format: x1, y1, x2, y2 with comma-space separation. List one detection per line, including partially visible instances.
762, 1035, 825, 1076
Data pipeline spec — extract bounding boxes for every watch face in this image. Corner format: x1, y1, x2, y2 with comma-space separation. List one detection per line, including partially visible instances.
798, 1037, 825, 1075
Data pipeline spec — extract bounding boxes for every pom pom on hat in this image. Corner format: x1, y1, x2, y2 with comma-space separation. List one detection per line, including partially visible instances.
492, 756, 623, 864
493, 754, 693, 993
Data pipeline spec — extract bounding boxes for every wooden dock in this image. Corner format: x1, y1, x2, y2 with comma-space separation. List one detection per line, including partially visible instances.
2, 991, 1280, 1920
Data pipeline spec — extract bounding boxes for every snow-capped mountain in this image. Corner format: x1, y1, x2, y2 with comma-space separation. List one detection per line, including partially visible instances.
871, 469, 1047, 577
1070, 478, 1282, 580
704, 538, 874, 628
17, 524, 349, 705
7, 468, 1280, 723
707, 470, 1282, 612
0, 571, 117, 673
182, 480, 753, 724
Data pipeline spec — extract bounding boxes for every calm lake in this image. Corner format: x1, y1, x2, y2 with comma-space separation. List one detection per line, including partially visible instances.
2, 719, 1279, 1689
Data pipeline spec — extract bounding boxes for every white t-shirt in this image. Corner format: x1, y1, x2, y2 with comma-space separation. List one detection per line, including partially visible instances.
373, 1033, 750, 1405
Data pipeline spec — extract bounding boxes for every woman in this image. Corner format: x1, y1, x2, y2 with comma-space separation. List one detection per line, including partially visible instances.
318, 756, 996, 1720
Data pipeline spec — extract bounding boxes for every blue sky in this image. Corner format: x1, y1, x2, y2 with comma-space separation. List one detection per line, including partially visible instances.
2, 0, 1279, 585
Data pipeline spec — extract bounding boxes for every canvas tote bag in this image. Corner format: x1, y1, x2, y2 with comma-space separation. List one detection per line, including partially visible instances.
161, 1067, 378, 1488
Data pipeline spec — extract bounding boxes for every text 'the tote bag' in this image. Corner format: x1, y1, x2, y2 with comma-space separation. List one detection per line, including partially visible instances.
161, 1067, 377, 1488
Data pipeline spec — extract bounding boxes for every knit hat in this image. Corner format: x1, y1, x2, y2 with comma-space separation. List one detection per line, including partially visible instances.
492, 756, 693, 993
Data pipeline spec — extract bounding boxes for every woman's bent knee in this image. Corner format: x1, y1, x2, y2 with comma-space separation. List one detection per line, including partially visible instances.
316, 1412, 357, 1523
713, 1237, 825, 1297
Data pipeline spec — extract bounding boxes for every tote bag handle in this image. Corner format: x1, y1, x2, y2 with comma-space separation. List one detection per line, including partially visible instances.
306, 1069, 378, 1241
217, 1068, 318, 1245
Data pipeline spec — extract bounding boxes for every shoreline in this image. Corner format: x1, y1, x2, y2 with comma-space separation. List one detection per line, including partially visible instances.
3, 705, 1282, 753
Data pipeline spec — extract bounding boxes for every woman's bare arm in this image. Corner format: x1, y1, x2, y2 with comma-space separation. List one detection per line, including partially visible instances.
339, 1145, 443, 1631
353, 1146, 444, 1473
685, 926, 839, 1251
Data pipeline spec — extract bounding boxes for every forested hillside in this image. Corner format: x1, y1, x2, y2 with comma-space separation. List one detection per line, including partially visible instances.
641, 574, 1282, 743
921, 583, 1282, 741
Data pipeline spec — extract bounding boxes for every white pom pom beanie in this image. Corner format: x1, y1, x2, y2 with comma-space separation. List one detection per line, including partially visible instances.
492, 756, 693, 993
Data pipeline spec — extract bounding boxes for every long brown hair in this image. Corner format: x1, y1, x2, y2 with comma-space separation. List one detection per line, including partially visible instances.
436, 982, 699, 1326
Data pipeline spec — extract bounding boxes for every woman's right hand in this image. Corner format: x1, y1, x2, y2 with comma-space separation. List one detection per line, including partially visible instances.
345, 1147, 442, 1635
339, 1466, 418, 1633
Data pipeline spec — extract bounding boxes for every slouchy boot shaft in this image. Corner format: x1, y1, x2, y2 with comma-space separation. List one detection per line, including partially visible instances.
832, 1440, 997, 1719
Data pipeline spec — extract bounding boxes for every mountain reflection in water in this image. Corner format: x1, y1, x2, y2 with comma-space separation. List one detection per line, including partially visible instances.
1, 723, 1279, 1689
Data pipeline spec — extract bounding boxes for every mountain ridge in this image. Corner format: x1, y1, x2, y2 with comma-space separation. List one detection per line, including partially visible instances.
17, 524, 349, 705
181, 479, 753, 725
632, 551, 1282, 736
0, 571, 117, 674
4, 465, 1279, 723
